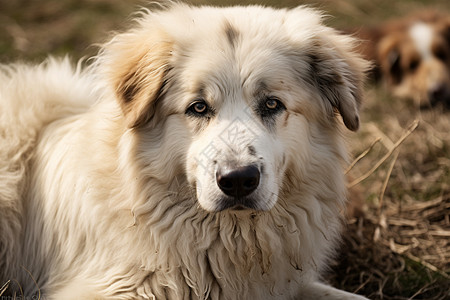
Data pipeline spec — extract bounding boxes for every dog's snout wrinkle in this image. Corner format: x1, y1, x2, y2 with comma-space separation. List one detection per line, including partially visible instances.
216, 165, 260, 198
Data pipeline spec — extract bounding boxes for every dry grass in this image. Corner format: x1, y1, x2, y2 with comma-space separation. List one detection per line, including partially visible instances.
0, 280, 10, 296
1, 0, 449, 299
328, 86, 450, 299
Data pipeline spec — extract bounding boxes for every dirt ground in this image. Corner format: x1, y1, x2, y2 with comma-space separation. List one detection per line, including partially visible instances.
1, 0, 449, 299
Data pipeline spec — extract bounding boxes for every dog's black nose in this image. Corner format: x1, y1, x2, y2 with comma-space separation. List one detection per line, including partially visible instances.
429, 84, 448, 105
216, 165, 260, 198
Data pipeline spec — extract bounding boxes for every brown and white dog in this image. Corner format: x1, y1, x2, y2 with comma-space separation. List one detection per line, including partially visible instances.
356, 11, 450, 107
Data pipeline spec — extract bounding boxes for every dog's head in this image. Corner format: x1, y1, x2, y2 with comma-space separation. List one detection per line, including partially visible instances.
101, 4, 367, 212
377, 12, 450, 107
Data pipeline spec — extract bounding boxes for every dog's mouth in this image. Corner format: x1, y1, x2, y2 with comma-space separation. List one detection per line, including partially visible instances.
230, 204, 247, 211
217, 196, 260, 211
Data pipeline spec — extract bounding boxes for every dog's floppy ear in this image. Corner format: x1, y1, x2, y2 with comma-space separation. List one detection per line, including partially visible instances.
306, 36, 368, 131
102, 27, 173, 128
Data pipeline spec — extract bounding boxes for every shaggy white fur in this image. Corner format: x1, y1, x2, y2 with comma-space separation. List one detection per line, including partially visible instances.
0, 4, 369, 300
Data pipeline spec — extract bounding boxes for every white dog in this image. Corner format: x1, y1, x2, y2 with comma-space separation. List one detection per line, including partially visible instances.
0, 3, 368, 299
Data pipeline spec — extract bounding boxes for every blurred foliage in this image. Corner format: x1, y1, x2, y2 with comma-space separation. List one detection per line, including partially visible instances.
1, 0, 450, 61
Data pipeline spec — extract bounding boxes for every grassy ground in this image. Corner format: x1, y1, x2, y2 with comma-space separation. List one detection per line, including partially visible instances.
1, 0, 449, 299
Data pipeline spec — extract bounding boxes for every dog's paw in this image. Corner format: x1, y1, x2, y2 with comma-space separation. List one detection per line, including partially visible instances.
301, 281, 369, 300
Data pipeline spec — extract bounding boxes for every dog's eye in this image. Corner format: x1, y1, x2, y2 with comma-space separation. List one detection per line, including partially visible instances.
435, 49, 448, 61
257, 96, 286, 120
193, 102, 207, 113
186, 100, 209, 116
265, 98, 279, 110
264, 97, 285, 111
409, 59, 420, 71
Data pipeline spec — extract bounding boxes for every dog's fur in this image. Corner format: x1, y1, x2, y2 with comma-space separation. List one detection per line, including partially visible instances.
356, 11, 450, 107
0, 4, 369, 299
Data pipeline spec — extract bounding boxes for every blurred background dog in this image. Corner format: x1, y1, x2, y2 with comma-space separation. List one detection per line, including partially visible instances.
355, 11, 450, 108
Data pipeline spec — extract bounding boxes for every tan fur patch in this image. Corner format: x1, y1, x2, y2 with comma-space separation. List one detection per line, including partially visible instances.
105, 28, 173, 128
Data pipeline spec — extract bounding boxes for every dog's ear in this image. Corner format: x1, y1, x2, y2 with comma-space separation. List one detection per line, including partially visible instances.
306, 36, 368, 131
377, 35, 403, 85
101, 28, 173, 128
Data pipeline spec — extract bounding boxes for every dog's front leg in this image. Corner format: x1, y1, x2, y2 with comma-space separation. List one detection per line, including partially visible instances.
301, 281, 369, 300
